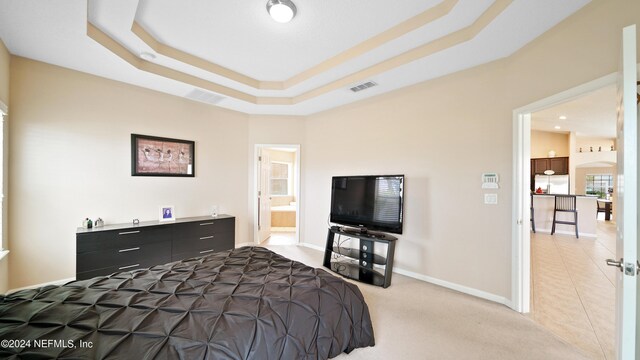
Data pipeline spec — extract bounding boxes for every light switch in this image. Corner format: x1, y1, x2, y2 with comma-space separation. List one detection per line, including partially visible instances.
484, 193, 498, 205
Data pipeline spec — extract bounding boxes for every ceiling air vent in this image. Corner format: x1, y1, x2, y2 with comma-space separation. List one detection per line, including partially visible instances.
185, 89, 225, 105
349, 81, 377, 93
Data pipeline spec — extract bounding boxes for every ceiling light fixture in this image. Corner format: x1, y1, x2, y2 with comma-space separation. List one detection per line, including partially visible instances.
266, 0, 297, 23
559, 115, 567, 120
554, 125, 561, 129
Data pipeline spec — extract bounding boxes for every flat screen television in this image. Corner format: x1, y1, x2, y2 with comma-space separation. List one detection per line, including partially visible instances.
330, 175, 404, 234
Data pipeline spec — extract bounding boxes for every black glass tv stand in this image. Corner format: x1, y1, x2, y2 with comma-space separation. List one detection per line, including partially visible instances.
323, 227, 397, 288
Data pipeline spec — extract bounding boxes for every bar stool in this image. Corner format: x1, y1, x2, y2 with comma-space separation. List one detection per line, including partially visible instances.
530, 193, 536, 233
551, 195, 578, 238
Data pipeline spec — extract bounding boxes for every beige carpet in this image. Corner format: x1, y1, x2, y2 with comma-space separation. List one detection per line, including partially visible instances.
263, 244, 590, 360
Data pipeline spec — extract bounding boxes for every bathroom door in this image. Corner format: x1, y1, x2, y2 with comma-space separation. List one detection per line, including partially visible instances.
257, 148, 272, 243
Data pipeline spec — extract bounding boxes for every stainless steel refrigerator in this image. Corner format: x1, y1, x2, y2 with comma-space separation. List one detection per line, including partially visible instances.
534, 174, 570, 194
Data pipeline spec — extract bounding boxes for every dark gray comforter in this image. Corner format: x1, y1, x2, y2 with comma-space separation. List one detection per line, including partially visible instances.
0, 246, 374, 359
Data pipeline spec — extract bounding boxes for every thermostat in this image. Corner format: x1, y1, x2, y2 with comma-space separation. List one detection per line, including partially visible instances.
482, 173, 499, 189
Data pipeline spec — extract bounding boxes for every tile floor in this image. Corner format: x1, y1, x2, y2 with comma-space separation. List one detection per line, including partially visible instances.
531, 220, 617, 359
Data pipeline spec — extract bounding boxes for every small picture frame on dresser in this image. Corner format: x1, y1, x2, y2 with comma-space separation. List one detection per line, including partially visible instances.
159, 205, 175, 222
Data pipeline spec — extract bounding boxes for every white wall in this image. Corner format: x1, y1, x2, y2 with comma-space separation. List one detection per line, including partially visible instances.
9, 57, 250, 288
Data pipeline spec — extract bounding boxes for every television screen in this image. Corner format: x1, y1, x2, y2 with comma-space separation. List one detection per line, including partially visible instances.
330, 175, 404, 234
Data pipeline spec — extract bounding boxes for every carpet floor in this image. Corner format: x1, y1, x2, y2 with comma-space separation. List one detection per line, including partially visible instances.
263, 244, 590, 360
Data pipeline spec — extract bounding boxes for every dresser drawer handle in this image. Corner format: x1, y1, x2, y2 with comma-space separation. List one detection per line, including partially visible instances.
119, 247, 140, 253
119, 264, 140, 270
118, 231, 140, 235
199, 222, 214, 226
200, 236, 214, 240
199, 249, 214, 254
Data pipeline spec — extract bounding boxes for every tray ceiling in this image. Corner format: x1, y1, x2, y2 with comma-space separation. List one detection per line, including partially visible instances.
0, 0, 591, 115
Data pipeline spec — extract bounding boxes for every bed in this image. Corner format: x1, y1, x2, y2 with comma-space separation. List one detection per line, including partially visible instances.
0, 246, 374, 359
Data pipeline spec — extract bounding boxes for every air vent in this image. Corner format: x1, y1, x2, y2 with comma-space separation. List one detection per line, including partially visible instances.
185, 89, 225, 105
349, 81, 377, 93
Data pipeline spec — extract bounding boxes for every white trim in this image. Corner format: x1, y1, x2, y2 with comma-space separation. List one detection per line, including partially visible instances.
252, 144, 301, 246
392, 267, 511, 307
533, 228, 597, 238
0, 250, 8, 261
0, 101, 7, 115
299, 242, 510, 306
7, 277, 76, 294
299, 242, 325, 252
511, 72, 617, 314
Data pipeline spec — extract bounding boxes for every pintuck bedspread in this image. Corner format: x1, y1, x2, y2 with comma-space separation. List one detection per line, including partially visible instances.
0, 246, 374, 359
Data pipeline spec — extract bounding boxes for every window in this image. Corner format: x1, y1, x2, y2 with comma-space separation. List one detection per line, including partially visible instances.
585, 174, 613, 199
270, 162, 290, 196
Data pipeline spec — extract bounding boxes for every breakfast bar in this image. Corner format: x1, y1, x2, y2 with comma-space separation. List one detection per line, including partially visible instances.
532, 194, 598, 237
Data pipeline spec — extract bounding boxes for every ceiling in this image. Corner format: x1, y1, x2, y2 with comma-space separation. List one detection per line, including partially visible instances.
0, 0, 592, 115
531, 84, 617, 138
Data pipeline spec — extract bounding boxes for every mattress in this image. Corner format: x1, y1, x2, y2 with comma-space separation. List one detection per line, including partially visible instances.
0, 246, 374, 359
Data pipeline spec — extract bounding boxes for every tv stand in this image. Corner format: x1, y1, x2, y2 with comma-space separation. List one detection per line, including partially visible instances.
323, 227, 397, 288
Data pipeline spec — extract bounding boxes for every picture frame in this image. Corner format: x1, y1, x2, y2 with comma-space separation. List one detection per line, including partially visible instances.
159, 205, 175, 222
131, 134, 195, 177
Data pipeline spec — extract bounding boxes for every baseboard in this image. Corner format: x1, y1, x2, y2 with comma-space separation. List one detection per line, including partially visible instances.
297, 243, 510, 306
392, 267, 511, 306
7, 277, 76, 294
534, 228, 596, 238
299, 242, 325, 252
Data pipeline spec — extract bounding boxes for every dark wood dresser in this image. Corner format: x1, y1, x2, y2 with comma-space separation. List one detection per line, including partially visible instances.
76, 215, 235, 280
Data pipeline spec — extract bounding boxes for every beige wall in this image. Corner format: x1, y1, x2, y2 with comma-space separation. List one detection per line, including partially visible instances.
5, 0, 639, 303
9, 57, 250, 288
575, 136, 616, 153
531, 130, 569, 158
247, 115, 304, 243
0, 39, 10, 293
304, 0, 640, 300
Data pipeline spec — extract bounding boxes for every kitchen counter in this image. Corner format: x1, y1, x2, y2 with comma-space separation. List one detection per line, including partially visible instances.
532, 194, 597, 237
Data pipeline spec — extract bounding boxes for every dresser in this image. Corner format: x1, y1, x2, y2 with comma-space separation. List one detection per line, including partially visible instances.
76, 215, 235, 280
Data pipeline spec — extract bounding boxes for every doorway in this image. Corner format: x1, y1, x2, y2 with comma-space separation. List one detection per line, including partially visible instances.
254, 144, 301, 246
513, 73, 629, 359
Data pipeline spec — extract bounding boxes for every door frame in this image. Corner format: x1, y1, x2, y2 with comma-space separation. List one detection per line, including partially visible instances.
511, 73, 617, 313
252, 144, 301, 245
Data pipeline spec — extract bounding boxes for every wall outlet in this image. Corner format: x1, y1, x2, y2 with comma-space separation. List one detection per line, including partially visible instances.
484, 193, 498, 205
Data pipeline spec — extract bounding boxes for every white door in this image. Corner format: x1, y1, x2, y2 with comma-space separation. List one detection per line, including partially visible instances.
609, 24, 638, 360
257, 148, 272, 243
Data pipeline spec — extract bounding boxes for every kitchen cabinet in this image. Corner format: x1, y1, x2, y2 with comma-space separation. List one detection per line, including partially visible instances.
531, 157, 569, 175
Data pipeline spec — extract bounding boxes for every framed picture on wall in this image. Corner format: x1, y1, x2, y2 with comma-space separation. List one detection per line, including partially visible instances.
131, 134, 195, 177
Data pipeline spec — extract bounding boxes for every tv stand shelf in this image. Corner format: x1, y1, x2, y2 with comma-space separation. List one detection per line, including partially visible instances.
323, 227, 397, 288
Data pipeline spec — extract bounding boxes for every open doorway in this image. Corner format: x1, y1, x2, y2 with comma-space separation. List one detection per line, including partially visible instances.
527, 84, 618, 359
254, 144, 300, 246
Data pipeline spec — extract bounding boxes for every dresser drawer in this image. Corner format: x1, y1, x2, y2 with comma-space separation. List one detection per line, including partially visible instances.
172, 231, 233, 254
77, 240, 171, 273
76, 254, 171, 281
77, 226, 171, 253
174, 217, 235, 238
172, 231, 234, 261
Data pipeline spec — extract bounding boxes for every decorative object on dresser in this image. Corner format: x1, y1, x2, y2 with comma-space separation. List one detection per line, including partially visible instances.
131, 133, 195, 177
76, 215, 235, 280
324, 226, 397, 288
159, 205, 175, 222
